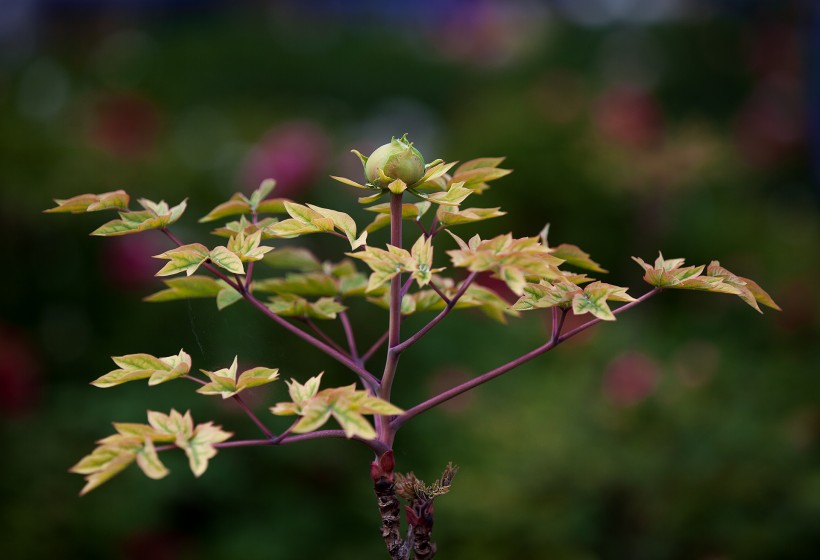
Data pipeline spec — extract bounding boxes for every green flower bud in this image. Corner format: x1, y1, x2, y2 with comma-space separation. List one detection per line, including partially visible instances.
364, 137, 425, 188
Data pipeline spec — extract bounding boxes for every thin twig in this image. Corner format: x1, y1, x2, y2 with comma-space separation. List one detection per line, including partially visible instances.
243, 291, 380, 390
231, 394, 275, 439
427, 280, 451, 306
391, 271, 478, 354
304, 317, 350, 356
159, 227, 380, 390
339, 309, 360, 362
362, 331, 389, 364
182, 375, 274, 439
157, 430, 388, 455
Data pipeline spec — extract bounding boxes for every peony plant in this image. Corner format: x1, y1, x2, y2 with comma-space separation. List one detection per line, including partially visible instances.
46, 134, 779, 559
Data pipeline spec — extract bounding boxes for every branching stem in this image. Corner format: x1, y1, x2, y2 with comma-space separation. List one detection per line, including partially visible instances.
392, 288, 660, 429
160, 227, 380, 391
182, 375, 274, 439
392, 271, 478, 355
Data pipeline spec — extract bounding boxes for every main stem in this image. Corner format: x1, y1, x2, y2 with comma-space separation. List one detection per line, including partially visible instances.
377, 193, 404, 445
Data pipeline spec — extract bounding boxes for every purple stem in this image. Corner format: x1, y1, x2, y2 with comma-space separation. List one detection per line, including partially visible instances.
304, 317, 350, 357
427, 280, 452, 306
388, 193, 403, 349
243, 292, 380, 390
362, 331, 389, 364
157, 430, 388, 455
182, 375, 274, 439
215, 430, 389, 454
391, 271, 478, 354
339, 309, 360, 363
231, 395, 275, 439
391, 288, 660, 429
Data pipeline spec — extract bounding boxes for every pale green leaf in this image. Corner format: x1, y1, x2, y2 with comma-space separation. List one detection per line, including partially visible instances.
209, 246, 245, 275
330, 175, 374, 190
330, 406, 376, 439
550, 243, 608, 273
181, 422, 232, 477
253, 273, 339, 297
262, 247, 322, 271
216, 286, 243, 310
144, 276, 222, 302
136, 438, 169, 480
292, 400, 333, 433
45, 190, 130, 213
249, 179, 276, 209
236, 367, 279, 391
436, 206, 506, 227
153, 244, 210, 277
417, 182, 473, 206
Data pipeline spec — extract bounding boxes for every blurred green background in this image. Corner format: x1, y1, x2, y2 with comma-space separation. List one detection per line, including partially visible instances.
1, 1, 819, 558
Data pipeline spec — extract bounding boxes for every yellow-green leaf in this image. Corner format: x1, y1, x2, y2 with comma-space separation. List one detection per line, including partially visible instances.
45, 190, 130, 214
209, 246, 245, 275
153, 244, 210, 277
136, 438, 169, 480
144, 276, 222, 302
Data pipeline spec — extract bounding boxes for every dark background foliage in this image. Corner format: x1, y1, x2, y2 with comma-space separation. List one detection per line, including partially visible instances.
1, 1, 818, 558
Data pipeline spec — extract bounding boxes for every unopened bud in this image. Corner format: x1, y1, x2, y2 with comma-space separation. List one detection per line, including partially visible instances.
364, 136, 425, 188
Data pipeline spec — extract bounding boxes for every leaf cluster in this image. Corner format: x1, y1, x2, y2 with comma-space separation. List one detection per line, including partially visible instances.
69, 409, 231, 495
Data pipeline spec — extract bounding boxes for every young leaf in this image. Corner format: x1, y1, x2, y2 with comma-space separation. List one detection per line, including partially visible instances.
436, 206, 506, 227
415, 182, 473, 206
451, 166, 512, 190
347, 245, 413, 292
147, 409, 194, 443
330, 175, 376, 190
73, 448, 136, 496
571, 286, 616, 321
448, 233, 564, 295
135, 438, 170, 480
306, 204, 368, 249
197, 356, 240, 399
549, 243, 608, 274
266, 294, 346, 320
209, 246, 245, 275
197, 357, 278, 399
144, 276, 222, 302
237, 367, 280, 392
153, 244, 210, 277
262, 247, 322, 271
92, 350, 191, 388
179, 422, 233, 477
254, 272, 339, 297
271, 376, 402, 440
45, 190, 130, 213
706, 261, 781, 313
216, 286, 243, 310
409, 235, 442, 287
633, 253, 743, 295
227, 230, 273, 262
249, 179, 276, 209
329, 404, 375, 439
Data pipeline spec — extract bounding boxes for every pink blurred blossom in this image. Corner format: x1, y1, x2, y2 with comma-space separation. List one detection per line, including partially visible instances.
733, 84, 804, 168
240, 121, 332, 199
0, 324, 42, 417
593, 86, 663, 149
602, 351, 660, 407
88, 91, 160, 159
102, 234, 168, 292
